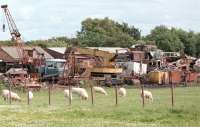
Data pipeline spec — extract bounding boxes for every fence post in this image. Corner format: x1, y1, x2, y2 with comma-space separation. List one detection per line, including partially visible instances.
68, 82, 72, 105
48, 84, 51, 105
27, 88, 30, 105
9, 80, 12, 104
169, 71, 174, 107
171, 83, 174, 107
185, 71, 188, 87
8, 74, 12, 104
141, 84, 145, 108
115, 85, 118, 106
91, 84, 94, 105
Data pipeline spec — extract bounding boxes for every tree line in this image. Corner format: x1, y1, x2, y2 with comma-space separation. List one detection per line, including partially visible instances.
0, 17, 200, 57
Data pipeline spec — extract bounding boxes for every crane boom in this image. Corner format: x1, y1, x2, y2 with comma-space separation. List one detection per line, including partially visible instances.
1, 5, 21, 38
1, 4, 26, 64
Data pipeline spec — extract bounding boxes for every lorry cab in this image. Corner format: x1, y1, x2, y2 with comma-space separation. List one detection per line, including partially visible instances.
39, 59, 66, 80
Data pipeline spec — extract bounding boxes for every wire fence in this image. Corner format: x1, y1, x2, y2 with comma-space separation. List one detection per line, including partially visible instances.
0, 78, 200, 110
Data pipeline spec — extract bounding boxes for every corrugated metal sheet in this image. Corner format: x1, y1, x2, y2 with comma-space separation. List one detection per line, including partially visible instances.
148, 71, 169, 84
34, 47, 53, 59
171, 70, 182, 84
1, 46, 30, 59
148, 70, 197, 85
148, 71, 164, 84
186, 72, 198, 82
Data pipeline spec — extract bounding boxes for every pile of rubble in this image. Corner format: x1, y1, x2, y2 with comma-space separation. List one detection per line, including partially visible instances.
116, 44, 200, 85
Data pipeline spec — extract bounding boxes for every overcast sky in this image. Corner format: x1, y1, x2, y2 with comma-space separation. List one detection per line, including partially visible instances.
0, 0, 200, 41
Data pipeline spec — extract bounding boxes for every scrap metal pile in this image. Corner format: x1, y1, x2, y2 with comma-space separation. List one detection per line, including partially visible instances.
63, 45, 200, 86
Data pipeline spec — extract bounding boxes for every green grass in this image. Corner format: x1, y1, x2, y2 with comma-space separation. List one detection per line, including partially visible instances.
0, 86, 199, 127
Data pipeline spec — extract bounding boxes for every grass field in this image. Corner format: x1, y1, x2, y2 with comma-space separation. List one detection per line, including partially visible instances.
0, 86, 199, 127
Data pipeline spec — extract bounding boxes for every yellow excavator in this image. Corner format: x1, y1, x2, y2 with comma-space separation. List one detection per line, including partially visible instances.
64, 47, 122, 80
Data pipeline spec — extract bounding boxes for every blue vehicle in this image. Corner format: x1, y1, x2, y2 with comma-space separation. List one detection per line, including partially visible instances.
38, 59, 66, 80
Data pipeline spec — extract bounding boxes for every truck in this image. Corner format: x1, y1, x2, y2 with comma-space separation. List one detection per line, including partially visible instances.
38, 59, 66, 80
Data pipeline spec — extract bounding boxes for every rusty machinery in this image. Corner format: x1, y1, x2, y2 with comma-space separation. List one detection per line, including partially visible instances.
63, 47, 123, 85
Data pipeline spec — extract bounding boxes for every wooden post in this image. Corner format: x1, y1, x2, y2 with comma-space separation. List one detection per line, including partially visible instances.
171, 83, 174, 107
8, 74, 12, 104
141, 84, 145, 108
68, 82, 71, 105
169, 71, 174, 107
27, 88, 30, 105
9, 80, 11, 104
48, 85, 51, 105
115, 85, 118, 106
185, 71, 188, 87
91, 85, 94, 105
140, 55, 142, 75
52, 76, 55, 87
97, 80, 100, 86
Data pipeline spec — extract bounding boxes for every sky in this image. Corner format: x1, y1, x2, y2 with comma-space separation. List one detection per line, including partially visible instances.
0, 0, 200, 41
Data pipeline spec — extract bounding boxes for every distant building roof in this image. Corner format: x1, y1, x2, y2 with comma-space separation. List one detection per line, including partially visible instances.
46, 59, 66, 62
87, 47, 128, 54
131, 44, 157, 51
0, 46, 53, 61
48, 47, 66, 54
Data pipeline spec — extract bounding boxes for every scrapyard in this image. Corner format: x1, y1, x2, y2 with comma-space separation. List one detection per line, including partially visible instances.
0, 3, 200, 127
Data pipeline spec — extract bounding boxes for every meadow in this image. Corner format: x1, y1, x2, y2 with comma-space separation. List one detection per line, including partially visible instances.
0, 86, 199, 127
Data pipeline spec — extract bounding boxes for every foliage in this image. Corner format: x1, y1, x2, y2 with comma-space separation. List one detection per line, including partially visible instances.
196, 34, 200, 57
27, 36, 71, 48
145, 26, 184, 52
145, 25, 200, 57
0, 40, 15, 46
77, 17, 140, 47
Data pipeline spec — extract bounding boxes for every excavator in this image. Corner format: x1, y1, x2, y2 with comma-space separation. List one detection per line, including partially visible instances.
64, 47, 122, 84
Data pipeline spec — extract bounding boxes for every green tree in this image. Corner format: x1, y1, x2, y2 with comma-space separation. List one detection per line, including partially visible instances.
27, 36, 71, 47
146, 26, 184, 52
195, 34, 200, 57
77, 17, 140, 47
0, 40, 15, 46
175, 30, 197, 56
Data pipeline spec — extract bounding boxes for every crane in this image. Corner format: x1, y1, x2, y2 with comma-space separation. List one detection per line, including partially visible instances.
1, 5, 46, 80
1, 4, 28, 64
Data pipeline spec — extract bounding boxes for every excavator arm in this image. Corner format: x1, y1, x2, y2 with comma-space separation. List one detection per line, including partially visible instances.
66, 47, 116, 67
